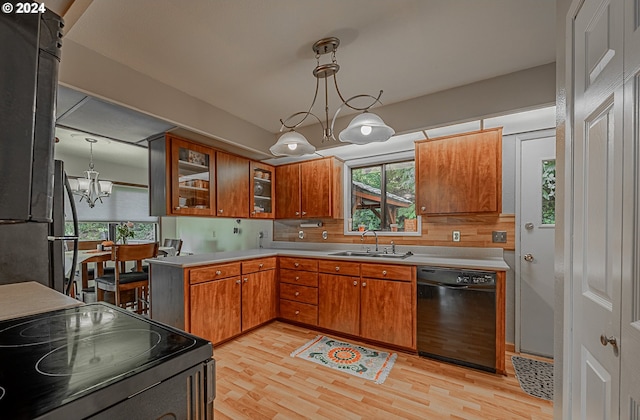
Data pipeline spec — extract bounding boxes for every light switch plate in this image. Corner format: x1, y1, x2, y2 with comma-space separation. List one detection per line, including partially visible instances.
452, 231, 461, 242
492, 231, 507, 243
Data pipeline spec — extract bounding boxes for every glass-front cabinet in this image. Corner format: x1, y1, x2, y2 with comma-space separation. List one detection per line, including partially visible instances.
170, 137, 216, 216
250, 162, 274, 218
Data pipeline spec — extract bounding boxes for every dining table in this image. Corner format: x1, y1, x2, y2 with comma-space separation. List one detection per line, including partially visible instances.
65, 249, 112, 290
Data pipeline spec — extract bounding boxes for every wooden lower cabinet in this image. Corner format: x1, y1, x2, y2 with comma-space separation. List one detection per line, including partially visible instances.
278, 257, 319, 326
360, 277, 413, 348
241, 269, 276, 331
190, 276, 241, 345
318, 273, 360, 336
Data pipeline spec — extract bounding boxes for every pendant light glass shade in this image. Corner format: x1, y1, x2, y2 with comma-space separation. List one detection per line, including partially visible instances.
338, 112, 395, 144
269, 130, 316, 156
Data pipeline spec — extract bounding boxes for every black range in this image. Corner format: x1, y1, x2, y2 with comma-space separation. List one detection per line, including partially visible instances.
0, 302, 214, 419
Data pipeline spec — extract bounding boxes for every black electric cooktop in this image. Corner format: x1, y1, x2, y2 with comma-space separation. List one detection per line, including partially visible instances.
0, 302, 212, 419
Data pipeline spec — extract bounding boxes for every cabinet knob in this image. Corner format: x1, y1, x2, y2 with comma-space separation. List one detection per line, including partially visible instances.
252, 211, 256, 215
302, 211, 306, 215
244, 278, 248, 283
353, 280, 358, 286
294, 291, 300, 296
235, 279, 241, 284
421, 206, 426, 212
295, 310, 300, 315
335, 266, 340, 272
382, 270, 387, 276
294, 262, 299, 267
215, 270, 222, 275
175, 207, 181, 210
259, 263, 263, 268
362, 282, 367, 287
218, 209, 223, 213
295, 211, 300, 216
295, 276, 299, 280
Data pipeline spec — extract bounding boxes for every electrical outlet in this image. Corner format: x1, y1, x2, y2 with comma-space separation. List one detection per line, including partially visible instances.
492, 231, 507, 243
452, 231, 461, 242
212, 230, 216, 238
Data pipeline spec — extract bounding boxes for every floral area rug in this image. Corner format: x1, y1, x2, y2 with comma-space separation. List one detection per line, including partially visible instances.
511, 355, 553, 400
290, 335, 397, 384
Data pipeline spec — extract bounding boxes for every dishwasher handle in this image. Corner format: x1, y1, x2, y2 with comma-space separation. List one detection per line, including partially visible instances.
417, 279, 469, 289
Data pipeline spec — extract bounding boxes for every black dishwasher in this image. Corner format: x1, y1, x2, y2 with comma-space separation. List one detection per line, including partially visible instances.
417, 266, 497, 372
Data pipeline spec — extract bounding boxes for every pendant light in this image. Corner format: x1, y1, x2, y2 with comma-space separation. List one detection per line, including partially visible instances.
273, 37, 394, 156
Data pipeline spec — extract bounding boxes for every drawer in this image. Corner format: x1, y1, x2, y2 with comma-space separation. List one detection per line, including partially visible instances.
361, 263, 413, 282
279, 300, 318, 326
279, 257, 318, 272
279, 269, 318, 287
280, 283, 318, 305
190, 262, 241, 284
318, 260, 360, 276
242, 257, 277, 274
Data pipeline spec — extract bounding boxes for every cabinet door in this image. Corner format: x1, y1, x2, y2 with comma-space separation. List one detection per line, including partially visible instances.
190, 277, 241, 344
170, 137, 216, 216
360, 278, 413, 348
250, 161, 275, 218
275, 163, 301, 218
300, 158, 332, 218
318, 273, 360, 335
242, 269, 276, 331
415, 128, 501, 214
216, 151, 249, 218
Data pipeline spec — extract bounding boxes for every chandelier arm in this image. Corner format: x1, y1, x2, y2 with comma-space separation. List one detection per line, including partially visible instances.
279, 76, 323, 130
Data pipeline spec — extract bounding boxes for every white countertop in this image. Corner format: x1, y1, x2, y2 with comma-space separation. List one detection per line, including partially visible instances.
147, 247, 509, 271
0, 282, 83, 321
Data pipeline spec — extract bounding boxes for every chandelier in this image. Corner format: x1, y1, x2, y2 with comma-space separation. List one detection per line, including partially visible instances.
68, 138, 113, 208
270, 37, 394, 157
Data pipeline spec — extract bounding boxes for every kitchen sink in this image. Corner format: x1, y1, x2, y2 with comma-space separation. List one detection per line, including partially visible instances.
329, 251, 412, 259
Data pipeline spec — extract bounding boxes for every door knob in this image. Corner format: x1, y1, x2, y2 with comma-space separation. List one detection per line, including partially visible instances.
600, 334, 617, 347
525, 222, 534, 230
523, 253, 534, 262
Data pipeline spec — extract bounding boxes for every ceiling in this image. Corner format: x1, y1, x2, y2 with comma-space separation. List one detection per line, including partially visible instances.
49, 0, 556, 163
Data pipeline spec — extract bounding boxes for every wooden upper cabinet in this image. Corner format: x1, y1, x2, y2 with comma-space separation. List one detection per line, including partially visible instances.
158, 135, 216, 217
415, 128, 502, 214
275, 157, 343, 219
216, 151, 249, 218
250, 161, 275, 218
275, 163, 301, 218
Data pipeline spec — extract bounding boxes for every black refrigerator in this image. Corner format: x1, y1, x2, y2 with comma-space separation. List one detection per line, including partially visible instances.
0, 5, 76, 293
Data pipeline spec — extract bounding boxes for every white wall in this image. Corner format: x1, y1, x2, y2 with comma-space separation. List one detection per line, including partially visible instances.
174, 217, 273, 254
55, 150, 148, 185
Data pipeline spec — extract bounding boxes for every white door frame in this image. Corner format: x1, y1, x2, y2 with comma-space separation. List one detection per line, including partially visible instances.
514, 128, 556, 355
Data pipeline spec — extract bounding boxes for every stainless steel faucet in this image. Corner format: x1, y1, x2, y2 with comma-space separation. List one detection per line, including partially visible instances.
361, 230, 378, 252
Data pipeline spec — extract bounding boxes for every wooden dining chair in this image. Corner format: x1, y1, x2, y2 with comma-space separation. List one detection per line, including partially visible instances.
95, 242, 158, 314
162, 238, 183, 256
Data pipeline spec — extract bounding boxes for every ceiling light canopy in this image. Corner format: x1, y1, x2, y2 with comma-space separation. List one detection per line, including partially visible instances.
67, 138, 113, 208
272, 37, 394, 157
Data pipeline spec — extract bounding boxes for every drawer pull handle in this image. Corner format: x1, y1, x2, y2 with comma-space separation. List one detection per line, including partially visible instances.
353, 281, 358, 286
215, 270, 222, 275
335, 266, 340, 272
294, 291, 300, 296
294, 262, 299, 267
295, 310, 300, 315
382, 270, 387, 276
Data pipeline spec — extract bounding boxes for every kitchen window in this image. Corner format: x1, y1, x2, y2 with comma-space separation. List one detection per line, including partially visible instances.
349, 160, 416, 233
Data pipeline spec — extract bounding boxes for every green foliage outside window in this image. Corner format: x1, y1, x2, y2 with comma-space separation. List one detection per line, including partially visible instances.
65, 222, 157, 241
351, 161, 416, 231
541, 160, 556, 225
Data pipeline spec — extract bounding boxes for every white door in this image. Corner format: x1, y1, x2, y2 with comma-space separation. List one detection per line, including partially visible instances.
517, 131, 555, 358
570, 0, 623, 417
620, 0, 640, 415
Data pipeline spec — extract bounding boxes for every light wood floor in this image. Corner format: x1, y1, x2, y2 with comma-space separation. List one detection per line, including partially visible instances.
213, 321, 553, 419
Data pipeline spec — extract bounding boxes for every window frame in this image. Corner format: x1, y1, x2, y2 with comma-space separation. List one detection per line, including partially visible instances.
342, 151, 422, 237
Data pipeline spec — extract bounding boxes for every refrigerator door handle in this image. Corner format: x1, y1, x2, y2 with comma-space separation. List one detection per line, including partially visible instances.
64, 172, 79, 296
47, 235, 79, 241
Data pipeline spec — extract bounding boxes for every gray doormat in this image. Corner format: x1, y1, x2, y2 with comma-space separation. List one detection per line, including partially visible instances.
511, 355, 553, 400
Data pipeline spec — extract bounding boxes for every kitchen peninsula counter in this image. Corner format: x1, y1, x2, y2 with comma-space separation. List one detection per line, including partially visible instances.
146, 247, 509, 271
0, 282, 82, 321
